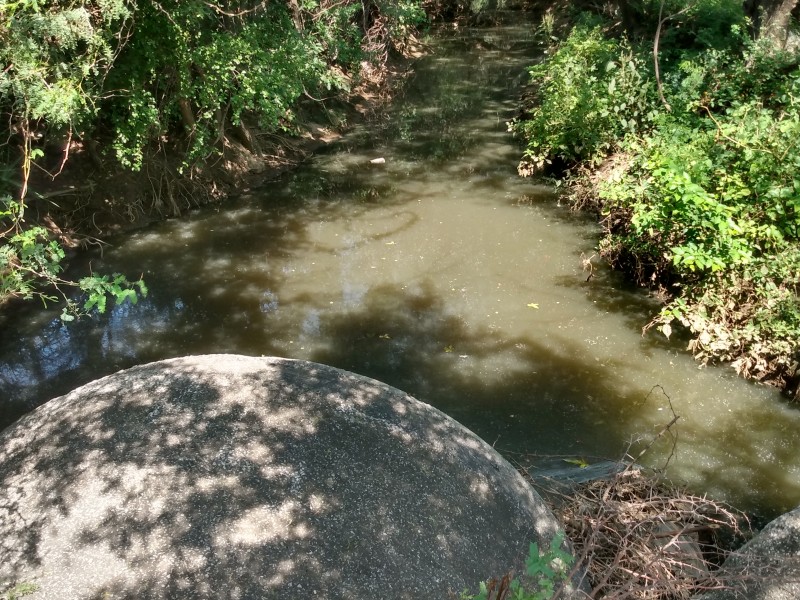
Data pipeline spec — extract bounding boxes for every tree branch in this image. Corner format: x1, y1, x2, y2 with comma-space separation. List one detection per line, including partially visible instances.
653, 0, 696, 112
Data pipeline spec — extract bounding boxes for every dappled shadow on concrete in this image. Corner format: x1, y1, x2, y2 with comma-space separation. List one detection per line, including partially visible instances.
0, 356, 565, 599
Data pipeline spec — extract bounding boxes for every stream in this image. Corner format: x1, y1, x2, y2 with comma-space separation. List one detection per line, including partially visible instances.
1, 18, 799, 521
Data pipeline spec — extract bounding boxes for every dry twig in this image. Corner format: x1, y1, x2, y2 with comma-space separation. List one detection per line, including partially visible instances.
512, 387, 751, 599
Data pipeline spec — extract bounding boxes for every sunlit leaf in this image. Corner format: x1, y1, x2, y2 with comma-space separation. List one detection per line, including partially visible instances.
563, 457, 589, 468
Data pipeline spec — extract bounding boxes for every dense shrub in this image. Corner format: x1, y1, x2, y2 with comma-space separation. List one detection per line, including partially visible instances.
513, 25, 656, 174
0, 0, 427, 175
514, 5, 800, 387
0, 0, 425, 313
104, 1, 337, 169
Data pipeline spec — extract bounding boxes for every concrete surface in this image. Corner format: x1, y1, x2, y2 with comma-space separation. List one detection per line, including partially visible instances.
0, 355, 573, 599
694, 505, 800, 600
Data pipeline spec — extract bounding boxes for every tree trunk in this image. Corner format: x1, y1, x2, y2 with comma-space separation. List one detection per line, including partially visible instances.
287, 0, 304, 32
745, 0, 799, 48
178, 98, 196, 134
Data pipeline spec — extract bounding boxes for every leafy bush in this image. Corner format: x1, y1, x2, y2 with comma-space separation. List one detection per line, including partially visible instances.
515, 7, 800, 387
105, 1, 335, 169
512, 25, 656, 174
652, 247, 800, 381
606, 45, 800, 383
0, 0, 131, 132
601, 50, 800, 272
0, 196, 147, 318
461, 531, 575, 600
376, 0, 427, 45
622, 0, 745, 52
1, 0, 426, 176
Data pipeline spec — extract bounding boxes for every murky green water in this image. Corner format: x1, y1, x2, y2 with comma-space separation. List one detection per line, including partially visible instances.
1, 19, 798, 519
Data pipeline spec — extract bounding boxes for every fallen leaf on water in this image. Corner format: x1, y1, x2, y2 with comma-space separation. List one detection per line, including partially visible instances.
527, 302, 540, 309
385, 241, 396, 245
379, 334, 391, 339
563, 457, 590, 468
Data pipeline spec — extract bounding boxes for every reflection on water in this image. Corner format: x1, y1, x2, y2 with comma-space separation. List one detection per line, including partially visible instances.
0, 18, 798, 520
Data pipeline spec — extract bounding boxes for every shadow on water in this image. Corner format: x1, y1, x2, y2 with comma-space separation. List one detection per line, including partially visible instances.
553, 270, 678, 354
310, 280, 657, 459
0, 358, 555, 598
0, 193, 418, 427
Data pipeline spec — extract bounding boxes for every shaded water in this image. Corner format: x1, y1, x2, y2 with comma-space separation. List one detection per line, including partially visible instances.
1, 19, 798, 519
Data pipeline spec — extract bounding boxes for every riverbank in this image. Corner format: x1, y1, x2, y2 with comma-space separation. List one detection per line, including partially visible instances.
511, 0, 800, 397
1, 9, 798, 562
0, 0, 433, 315
18, 43, 428, 241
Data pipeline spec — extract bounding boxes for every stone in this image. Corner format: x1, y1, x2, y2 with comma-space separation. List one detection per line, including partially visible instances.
0, 355, 579, 599
694, 505, 800, 600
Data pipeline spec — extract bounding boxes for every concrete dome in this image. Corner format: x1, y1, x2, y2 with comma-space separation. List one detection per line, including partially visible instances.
0, 355, 568, 599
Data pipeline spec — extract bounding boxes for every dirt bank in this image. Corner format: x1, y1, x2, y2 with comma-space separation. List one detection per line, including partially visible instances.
20, 48, 426, 252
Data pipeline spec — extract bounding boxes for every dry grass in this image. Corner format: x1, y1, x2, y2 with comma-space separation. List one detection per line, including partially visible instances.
561, 469, 747, 599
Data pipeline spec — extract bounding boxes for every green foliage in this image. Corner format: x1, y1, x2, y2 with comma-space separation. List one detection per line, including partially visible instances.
375, 0, 427, 45
651, 247, 800, 380
0, 581, 39, 600
517, 7, 800, 385
628, 0, 745, 52
0, 224, 64, 302
1, 196, 146, 318
105, 1, 350, 169
61, 273, 149, 320
461, 531, 574, 600
0, 0, 132, 129
1, 0, 426, 173
608, 43, 800, 379
512, 0, 749, 174
512, 25, 656, 173
600, 49, 800, 276
305, 0, 363, 67
604, 121, 757, 275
